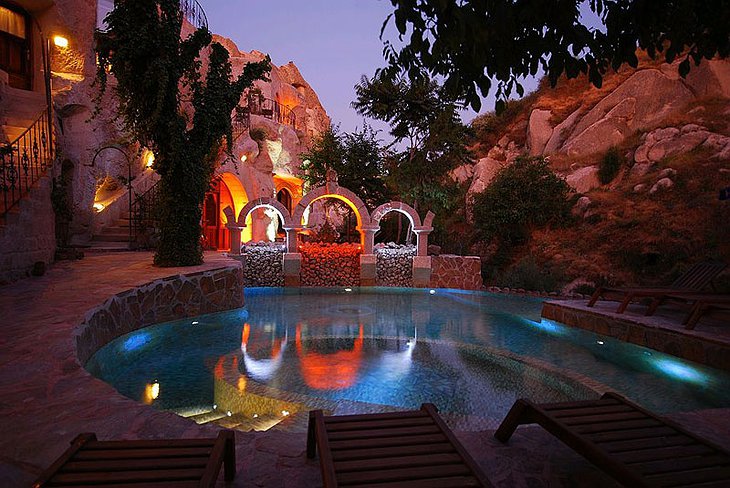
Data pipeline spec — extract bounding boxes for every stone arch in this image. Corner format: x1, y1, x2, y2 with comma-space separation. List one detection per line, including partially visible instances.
217, 172, 249, 222
371, 202, 422, 229
291, 185, 371, 228
237, 197, 293, 228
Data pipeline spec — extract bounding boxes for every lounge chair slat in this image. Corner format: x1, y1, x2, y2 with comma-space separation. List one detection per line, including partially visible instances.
323, 410, 428, 423
601, 434, 695, 453
495, 393, 730, 488
334, 452, 463, 472
327, 424, 442, 441
645, 465, 730, 486
308, 403, 491, 487
324, 416, 435, 432
336, 464, 472, 485
561, 411, 648, 426
73, 447, 213, 460
331, 442, 456, 462
60, 457, 210, 472
345, 475, 482, 488
551, 404, 635, 418
85, 439, 216, 450
573, 418, 662, 434
48, 468, 205, 484
328, 433, 448, 452
634, 453, 729, 476
34, 432, 235, 488
586, 426, 679, 443
616, 444, 714, 464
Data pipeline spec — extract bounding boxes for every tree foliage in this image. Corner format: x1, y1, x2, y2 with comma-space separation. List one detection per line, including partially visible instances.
381, 0, 730, 110
95, 0, 270, 266
300, 124, 390, 208
472, 157, 572, 246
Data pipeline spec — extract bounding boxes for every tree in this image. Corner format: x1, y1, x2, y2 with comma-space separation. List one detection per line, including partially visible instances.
471, 156, 572, 247
381, 0, 730, 110
95, 0, 270, 266
300, 124, 390, 208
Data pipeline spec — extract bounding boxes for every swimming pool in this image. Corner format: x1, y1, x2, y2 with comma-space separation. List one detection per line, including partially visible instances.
86, 287, 730, 430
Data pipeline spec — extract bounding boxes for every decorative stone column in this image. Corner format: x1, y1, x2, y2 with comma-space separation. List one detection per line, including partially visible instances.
413, 226, 433, 257
283, 252, 302, 287
360, 254, 376, 286
226, 225, 245, 255
358, 224, 380, 255
282, 226, 302, 253
412, 256, 432, 288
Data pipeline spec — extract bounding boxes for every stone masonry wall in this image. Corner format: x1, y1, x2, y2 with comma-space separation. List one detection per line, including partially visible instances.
430, 255, 484, 290
242, 242, 285, 287
76, 265, 244, 365
300, 242, 360, 286
375, 243, 415, 287
0, 176, 56, 284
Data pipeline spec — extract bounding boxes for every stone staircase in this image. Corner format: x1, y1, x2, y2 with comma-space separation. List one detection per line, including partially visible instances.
0, 86, 46, 144
88, 210, 134, 251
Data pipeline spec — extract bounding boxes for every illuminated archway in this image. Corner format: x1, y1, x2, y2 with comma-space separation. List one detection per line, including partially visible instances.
371, 202, 422, 229
292, 185, 371, 229
217, 172, 251, 243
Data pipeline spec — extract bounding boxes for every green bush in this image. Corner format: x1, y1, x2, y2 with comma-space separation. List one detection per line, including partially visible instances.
472, 156, 572, 246
495, 255, 565, 292
598, 147, 622, 184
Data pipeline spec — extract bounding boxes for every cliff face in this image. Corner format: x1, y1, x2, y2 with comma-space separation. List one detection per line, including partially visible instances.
464, 56, 730, 288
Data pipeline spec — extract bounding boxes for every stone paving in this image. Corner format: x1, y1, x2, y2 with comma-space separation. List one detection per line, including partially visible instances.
1, 252, 729, 487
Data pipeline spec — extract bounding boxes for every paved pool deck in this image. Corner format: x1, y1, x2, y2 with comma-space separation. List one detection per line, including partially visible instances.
1, 252, 729, 487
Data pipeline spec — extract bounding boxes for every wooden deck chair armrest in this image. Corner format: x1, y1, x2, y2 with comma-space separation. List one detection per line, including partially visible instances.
33, 433, 97, 488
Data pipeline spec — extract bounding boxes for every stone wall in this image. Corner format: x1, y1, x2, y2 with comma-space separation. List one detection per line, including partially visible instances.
430, 255, 484, 290
0, 176, 56, 284
375, 243, 415, 287
242, 242, 285, 287
76, 265, 244, 365
300, 242, 360, 287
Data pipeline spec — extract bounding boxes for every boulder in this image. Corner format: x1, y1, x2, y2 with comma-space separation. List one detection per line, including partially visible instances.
566, 166, 601, 193
571, 196, 592, 217
544, 108, 581, 154
526, 109, 554, 155
467, 157, 506, 195
630, 162, 656, 177
450, 164, 474, 184
633, 183, 647, 193
649, 177, 674, 194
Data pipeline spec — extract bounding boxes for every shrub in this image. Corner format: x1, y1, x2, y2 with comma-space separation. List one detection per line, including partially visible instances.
495, 255, 565, 292
598, 147, 622, 184
249, 127, 268, 142
472, 156, 572, 246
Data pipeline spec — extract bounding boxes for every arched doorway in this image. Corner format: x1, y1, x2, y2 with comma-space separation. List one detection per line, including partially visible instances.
0, 2, 31, 89
202, 177, 234, 250
276, 188, 292, 236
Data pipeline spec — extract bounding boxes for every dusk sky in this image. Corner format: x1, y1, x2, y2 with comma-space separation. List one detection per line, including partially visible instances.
196, 0, 521, 140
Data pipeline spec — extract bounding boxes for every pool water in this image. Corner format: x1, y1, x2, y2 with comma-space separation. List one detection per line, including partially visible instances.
86, 288, 730, 428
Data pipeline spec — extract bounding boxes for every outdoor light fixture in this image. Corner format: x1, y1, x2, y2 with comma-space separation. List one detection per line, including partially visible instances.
240, 153, 248, 163
143, 149, 155, 168
93, 202, 105, 212
53, 35, 69, 48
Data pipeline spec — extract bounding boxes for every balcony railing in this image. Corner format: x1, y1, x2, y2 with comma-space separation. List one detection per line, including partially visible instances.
180, 0, 208, 29
1, 110, 54, 217
245, 93, 297, 129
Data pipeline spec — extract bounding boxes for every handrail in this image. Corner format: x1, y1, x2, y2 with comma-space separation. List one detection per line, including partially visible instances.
180, 0, 208, 29
231, 105, 250, 141
245, 93, 297, 130
1, 110, 53, 216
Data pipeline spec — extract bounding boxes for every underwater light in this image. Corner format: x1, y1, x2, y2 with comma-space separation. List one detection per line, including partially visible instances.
522, 318, 566, 336
192, 321, 199, 325
651, 358, 707, 384
345, 288, 352, 292
123, 332, 151, 352
429, 289, 436, 295
597, 340, 604, 345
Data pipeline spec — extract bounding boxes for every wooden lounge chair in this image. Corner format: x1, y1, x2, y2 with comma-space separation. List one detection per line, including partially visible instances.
587, 261, 727, 314
495, 392, 730, 487
307, 403, 493, 487
678, 294, 730, 329
33, 430, 236, 488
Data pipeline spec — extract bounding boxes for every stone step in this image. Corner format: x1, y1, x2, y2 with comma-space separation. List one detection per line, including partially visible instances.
91, 232, 131, 242
186, 410, 228, 425
84, 242, 133, 252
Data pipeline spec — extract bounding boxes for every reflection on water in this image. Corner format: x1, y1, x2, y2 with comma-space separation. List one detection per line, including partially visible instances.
85, 288, 730, 428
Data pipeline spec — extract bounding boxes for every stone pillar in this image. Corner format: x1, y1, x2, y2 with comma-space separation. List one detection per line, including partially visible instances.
358, 224, 380, 255
283, 252, 302, 287
360, 254, 376, 286
226, 225, 245, 255
412, 255, 432, 288
283, 227, 301, 253
413, 226, 433, 257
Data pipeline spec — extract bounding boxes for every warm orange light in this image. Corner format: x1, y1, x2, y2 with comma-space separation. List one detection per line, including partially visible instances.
143, 149, 155, 168
142, 381, 160, 404
296, 323, 363, 390
53, 35, 69, 48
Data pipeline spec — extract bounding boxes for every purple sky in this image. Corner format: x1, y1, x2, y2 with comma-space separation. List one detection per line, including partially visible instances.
197, 1, 600, 139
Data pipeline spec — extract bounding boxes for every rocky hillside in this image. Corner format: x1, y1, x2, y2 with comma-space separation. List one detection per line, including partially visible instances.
461, 55, 730, 290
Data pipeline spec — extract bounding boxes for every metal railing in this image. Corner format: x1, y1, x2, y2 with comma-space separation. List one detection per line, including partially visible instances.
131, 181, 162, 248
180, 0, 208, 29
245, 93, 297, 129
1, 110, 53, 216
232, 105, 250, 141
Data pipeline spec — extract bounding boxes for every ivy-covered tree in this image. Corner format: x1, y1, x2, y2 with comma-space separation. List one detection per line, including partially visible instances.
95, 0, 270, 266
300, 124, 390, 208
380, 0, 730, 110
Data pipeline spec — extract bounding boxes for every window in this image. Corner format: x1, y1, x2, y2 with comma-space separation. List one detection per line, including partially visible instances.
0, 5, 25, 38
